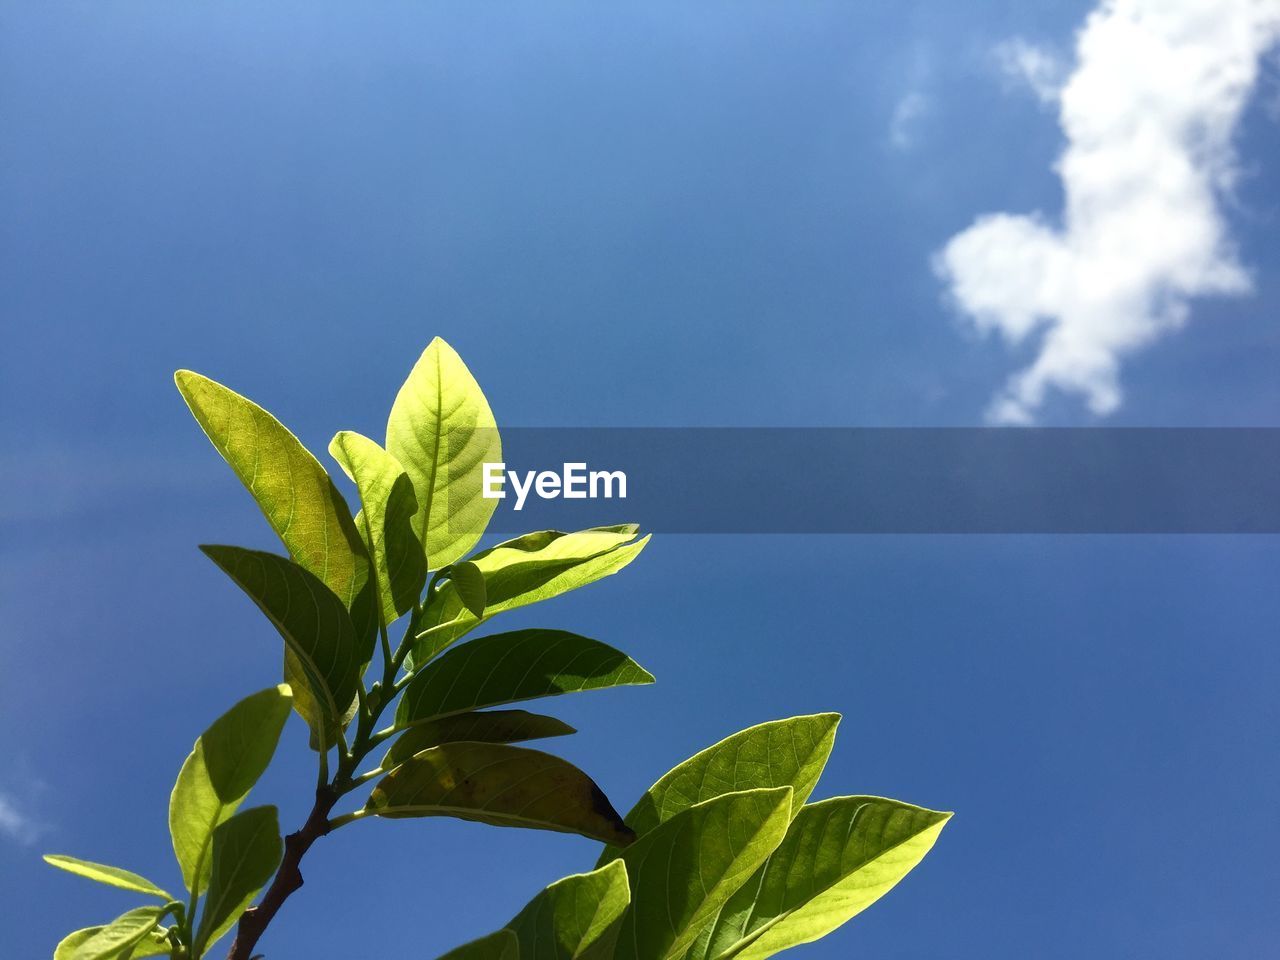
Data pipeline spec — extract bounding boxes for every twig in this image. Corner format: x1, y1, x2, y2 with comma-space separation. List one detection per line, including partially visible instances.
224, 787, 338, 960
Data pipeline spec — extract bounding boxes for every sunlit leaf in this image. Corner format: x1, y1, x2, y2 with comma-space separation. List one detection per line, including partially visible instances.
385, 338, 501, 568
381, 710, 575, 772
413, 527, 648, 662
54, 927, 101, 960
174, 370, 374, 636
439, 930, 520, 960
612, 788, 793, 960
42, 855, 172, 900
599, 714, 838, 866
201, 546, 364, 745
687, 797, 951, 960
448, 560, 487, 619
396, 629, 652, 729
194, 806, 284, 956
329, 430, 428, 626
365, 742, 635, 846
66, 906, 167, 960
505, 860, 631, 960
169, 685, 291, 892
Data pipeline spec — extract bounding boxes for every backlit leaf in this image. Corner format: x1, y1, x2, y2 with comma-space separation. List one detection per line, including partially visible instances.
42, 855, 172, 900
54, 927, 101, 960
194, 806, 284, 955
382, 710, 575, 772
396, 629, 652, 729
67, 906, 167, 960
365, 742, 635, 846
169, 685, 291, 892
448, 560, 487, 619
385, 338, 501, 568
174, 370, 373, 636
413, 527, 648, 662
688, 797, 951, 960
329, 430, 428, 626
505, 860, 631, 960
612, 788, 793, 960
439, 930, 520, 960
599, 715, 838, 866
201, 546, 364, 745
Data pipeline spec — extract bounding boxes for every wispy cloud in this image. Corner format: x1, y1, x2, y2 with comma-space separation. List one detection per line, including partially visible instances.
994, 37, 1065, 105
937, 0, 1280, 424
889, 91, 929, 150
0, 791, 45, 846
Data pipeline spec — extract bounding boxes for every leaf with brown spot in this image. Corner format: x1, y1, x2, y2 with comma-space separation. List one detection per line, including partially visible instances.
365, 742, 635, 846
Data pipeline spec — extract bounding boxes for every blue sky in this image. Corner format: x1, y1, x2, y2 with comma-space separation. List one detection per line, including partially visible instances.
2, 2, 1279, 958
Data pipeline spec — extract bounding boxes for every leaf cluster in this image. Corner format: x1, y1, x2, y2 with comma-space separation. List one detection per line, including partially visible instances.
42, 338, 947, 960
46, 339, 651, 958
437, 715, 950, 960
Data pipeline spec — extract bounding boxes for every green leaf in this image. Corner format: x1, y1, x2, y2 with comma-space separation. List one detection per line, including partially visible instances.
396, 629, 653, 729
174, 370, 374, 636
329, 430, 428, 626
687, 797, 951, 960
612, 788, 793, 960
54, 928, 101, 960
448, 560, 487, 619
194, 806, 284, 955
439, 930, 520, 960
381, 710, 575, 772
599, 715, 838, 867
66, 906, 167, 960
505, 860, 631, 960
201, 546, 364, 746
169, 685, 292, 893
365, 742, 635, 846
385, 338, 501, 569
413, 527, 648, 662
59, 929, 169, 960
42, 855, 172, 900
123, 937, 170, 959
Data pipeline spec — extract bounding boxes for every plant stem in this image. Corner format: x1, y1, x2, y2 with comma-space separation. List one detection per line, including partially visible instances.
224, 785, 338, 960
225, 611, 413, 956
225, 597, 438, 957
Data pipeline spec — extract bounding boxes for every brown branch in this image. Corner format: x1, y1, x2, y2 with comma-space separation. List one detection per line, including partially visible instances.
225, 787, 338, 960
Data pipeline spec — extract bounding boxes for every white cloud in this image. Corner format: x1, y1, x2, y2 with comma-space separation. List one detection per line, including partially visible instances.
937, 0, 1280, 424
994, 37, 1065, 104
0, 791, 43, 846
890, 91, 929, 150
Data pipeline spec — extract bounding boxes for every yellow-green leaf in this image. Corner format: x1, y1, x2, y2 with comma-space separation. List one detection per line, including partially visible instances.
612, 788, 793, 960
365, 742, 635, 846
413, 527, 648, 662
385, 338, 501, 568
439, 930, 520, 960
67, 906, 167, 960
174, 370, 374, 637
168, 685, 291, 892
505, 860, 631, 960
396, 629, 653, 729
599, 715, 838, 866
42, 855, 172, 900
689, 797, 951, 960
201, 546, 364, 745
448, 560, 487, 619
54, 927, 101, 960
194, 806, 284, 956
381, 710, 575, 772
329, 430, 428, 626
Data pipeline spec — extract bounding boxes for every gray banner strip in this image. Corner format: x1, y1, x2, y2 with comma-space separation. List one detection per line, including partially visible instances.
468, 428, 1280, 533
